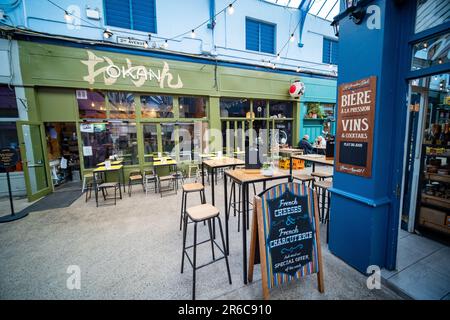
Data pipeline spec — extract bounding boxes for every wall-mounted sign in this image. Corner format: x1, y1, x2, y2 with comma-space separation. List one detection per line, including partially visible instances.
81, 50, 183, 89
0, 148, 19, 169
248, 182, 324, 300
117, 37, 147, 48
335, 76, 377, 178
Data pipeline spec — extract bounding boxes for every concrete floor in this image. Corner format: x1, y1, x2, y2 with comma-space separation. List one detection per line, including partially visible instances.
0, 166, 402, 300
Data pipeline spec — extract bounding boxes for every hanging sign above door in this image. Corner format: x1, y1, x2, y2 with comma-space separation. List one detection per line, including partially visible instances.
335, 76, 377, 178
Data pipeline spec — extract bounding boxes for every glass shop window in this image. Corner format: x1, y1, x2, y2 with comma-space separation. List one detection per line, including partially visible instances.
178, 123, 195, 161
220, 98, 250, 117
415, 0, 450, 34
269, 101, 293, 118
80, 122, 138, 168
179, 96, 207, 118
274, 120, 293, 146
411, 32, 449, 71
141, 95, 174, 118
107, 92, 136, 119
76, 90, 106, 119
0, 122, 22, 172
253, 99, 267, 118
143, 123, 158, 162
0, 85, 19, 118
161, 123, 175, 156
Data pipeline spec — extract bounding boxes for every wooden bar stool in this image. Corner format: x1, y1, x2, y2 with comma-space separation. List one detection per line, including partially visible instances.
181, 203, 232, 300
180, 183, 205, 231
314, 180, 332, 243
293, 173, 315, 187
228, 181, 257, 232
311, 172, 333, 181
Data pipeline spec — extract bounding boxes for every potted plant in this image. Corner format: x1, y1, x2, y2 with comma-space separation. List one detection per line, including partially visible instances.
306, 103, 325, 119
261, 161, 274, 176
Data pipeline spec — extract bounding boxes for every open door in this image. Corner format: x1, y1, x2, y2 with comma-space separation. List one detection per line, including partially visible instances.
17, 121, 52, 201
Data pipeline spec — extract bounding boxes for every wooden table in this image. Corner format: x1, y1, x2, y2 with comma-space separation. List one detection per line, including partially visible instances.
312, 145, 326, 155
201, 156, 245, 205
289, 154, 334, 177
279, 148, 303, 155
224, 169, 290, 284
93, 164, 124, 201
96, 160, 123, 166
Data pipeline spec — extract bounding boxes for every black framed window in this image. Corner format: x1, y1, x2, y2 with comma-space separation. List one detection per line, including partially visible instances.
0, 85, 18, 118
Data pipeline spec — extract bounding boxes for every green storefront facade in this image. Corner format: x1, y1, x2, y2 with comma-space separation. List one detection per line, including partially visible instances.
15, 40, 336, 201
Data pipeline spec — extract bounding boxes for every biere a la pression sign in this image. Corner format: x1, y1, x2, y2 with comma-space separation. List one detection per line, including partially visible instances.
336, 76, 377, 178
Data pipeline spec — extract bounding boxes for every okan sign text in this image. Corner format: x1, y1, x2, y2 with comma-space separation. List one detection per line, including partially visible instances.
335, 76, 377, 178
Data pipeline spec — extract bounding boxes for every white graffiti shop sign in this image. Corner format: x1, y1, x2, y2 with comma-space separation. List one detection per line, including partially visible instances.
81, 50, 183, 89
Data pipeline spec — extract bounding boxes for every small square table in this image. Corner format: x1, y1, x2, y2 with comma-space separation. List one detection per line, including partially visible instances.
224, 169, 290, 284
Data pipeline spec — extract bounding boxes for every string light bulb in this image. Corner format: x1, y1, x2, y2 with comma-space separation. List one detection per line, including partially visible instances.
272, 63, 276, 69
143, 41, 148, 49
276, 54, 280, 60
296, 67, 300, 72
290, 33, 295, 42
103, 29, 113, 39
191, 29, 196, 38
163, 40, 169, 49
64, 11, 73, 23
227, 3, 234, 15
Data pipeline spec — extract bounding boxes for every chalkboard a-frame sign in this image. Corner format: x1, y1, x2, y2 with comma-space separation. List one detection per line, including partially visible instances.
248, 182, 324, 299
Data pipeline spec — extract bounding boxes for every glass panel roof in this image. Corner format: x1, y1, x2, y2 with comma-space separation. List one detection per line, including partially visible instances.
263, 0, 340, 21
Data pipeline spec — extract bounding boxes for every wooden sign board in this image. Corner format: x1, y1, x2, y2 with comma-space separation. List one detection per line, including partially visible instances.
335, 76, 377, 178
248, 182, 324, 299
0, 148, 19, 169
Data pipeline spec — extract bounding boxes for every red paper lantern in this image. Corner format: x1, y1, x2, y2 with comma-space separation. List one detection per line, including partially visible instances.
289, 81, 305, 98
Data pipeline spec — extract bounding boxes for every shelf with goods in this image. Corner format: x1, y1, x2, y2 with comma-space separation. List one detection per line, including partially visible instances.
418, 143, 450, 235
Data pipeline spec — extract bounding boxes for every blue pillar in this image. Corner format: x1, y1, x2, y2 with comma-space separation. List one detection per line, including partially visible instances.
328, 0, 414, 272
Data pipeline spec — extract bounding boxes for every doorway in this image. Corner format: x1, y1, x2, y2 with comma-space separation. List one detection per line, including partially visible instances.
44, 122, 80, 188
401, 72, 449, 240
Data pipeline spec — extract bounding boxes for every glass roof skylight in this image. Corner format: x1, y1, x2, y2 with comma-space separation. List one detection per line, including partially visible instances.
264, 0, 340, 21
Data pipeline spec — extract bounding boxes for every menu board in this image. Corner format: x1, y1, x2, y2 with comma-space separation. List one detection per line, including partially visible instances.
0, 148, 19, 169
248, 182, 324, 299
335, 76, 377, 178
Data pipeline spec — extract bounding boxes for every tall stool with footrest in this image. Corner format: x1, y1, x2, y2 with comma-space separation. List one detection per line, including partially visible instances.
181, 203, 232, 300
180, 182, 206, 231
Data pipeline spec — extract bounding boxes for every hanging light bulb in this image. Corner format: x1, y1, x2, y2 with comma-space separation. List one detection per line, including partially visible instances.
191, 29, 196, 38
438, 58, 443, 64
143, 41, 148, 49
64, 11, 73, 23
290, 33, 295, 42
296, 67, 300, 73
103, 29, 113, 39
227, 3, 234, 15
163, 40, 169, 49
272, 63, 276, 69
423, 42, 428, 48
276, 54, 280, 60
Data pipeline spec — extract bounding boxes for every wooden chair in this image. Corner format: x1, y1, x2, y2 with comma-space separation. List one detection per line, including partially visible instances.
143, 168, 157, 195
128, 170, 144, 197
97, 182, 120, 207
181, 204, 232, 300
158, 175, 177, 197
